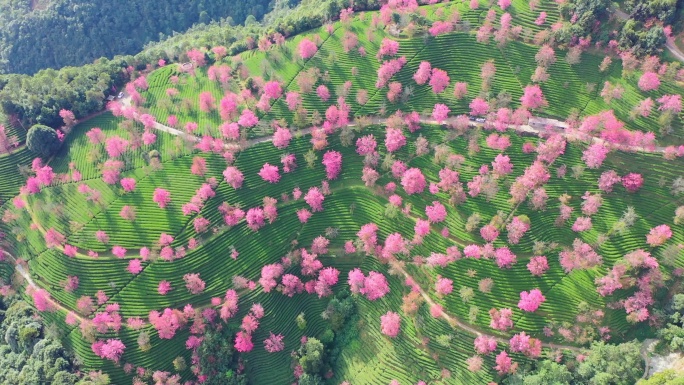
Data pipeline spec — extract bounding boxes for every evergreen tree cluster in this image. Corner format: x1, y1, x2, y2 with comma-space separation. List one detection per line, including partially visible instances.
0, 0, 277, 75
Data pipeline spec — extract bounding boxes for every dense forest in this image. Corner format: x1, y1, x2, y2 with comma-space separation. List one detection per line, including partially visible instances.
0, 293, 84, 384
0, 0, 286, 75
0, 57, 132, 128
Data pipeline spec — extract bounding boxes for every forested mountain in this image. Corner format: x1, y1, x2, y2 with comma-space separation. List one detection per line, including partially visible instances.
0, 0, 285, 75
0, 0, 372, 129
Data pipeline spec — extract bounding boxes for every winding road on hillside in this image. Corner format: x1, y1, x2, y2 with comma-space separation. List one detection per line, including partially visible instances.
218, 115, 668, 153
123, 95, 671, 154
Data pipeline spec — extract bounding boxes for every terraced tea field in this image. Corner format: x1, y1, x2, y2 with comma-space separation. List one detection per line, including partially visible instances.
1, 1, 683, 384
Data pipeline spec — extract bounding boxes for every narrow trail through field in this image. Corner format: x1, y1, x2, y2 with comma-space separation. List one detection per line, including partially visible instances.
1, 249, 85, 323
391, 262, 581, 352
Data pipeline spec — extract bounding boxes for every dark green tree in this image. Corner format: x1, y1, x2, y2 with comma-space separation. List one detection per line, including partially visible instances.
321, 292, 355, 332
298, 373, 326, 385
26, 124, 60, 157
574, 341, 644, 385
637, 369, 684, 384
506, 360, 574, 385
0, 0, 275, 74
557, 0, 610, 43
195, 324, 247, 385
626, 0, 681, 24
659, 293, 684, 351
297, 337, 325, 375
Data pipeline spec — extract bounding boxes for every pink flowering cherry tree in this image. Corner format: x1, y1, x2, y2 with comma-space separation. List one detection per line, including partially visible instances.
638, 72, 660, 92
355, 270, 390, 300
153, 188, 171, 209
223, 166, 245, 189
414, 61, 432, 85
425, 201, 447, 223
527, 256, 549, 276
305, 187, 325, 212
647, 225, 672, 247
432, 104, 450, 124
149, 308, 182, 339
495, 351, 518, 375
435, 276, 453, 296
474, 335, 497, 355
273, 127, 292, 149
264, 333, 285, 353
322, 151, 343, 180
234, 331, 254, 352
380, 311, 401, 337
469, 98, 489, 116
298, 38, 318, 59
520, 85, 547, 110
489, 308, 513, 331
622, 173, 644, 193
429, 68, 450, 94
384, 128, 406, 153
401, 168, 426, 195
92, 339, 126, 363
258, 163, 281, 184
377, 38, 400, 58
518, 288, 545, 312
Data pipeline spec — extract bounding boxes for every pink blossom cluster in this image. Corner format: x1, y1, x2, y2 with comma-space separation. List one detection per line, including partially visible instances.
401, 168, 427, 195
527, 256, 549, 276
429, 21, 453, 36
518, 288, 545, 312
376, 57, 407, 88
425, 201, 447, 223
509, 332, 542, 357
348, 269, 390, 300
92, 339, 125, 362
646, 225, 672, 247
322, 151, 343, 180
380, 311, 401, 337
298, 38, 318, 59
474, 335, 497, 355
489, 308, 514, 331
506, 216, 530, 244
559, 238, 602, 273
377, 38, 400, 58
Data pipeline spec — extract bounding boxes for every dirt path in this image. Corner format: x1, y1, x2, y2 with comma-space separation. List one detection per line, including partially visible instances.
122, 93, 670, 154
1, 249, 85, 323
665, 40, 684, 62
392, 262, 581, 352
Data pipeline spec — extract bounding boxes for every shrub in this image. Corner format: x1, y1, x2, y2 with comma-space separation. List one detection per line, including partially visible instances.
26, 125, 60, 157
